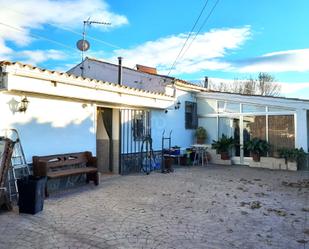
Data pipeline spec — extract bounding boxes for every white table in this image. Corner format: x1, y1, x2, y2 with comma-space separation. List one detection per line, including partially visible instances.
191, 144, 208, 166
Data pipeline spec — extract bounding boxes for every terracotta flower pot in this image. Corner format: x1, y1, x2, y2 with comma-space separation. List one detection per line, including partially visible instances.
220, 151, 229, 160
252, 153, 260, 162
197, 138, 205, 144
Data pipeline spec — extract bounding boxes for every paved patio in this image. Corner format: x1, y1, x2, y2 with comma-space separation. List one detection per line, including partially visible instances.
0, 165, 308, 249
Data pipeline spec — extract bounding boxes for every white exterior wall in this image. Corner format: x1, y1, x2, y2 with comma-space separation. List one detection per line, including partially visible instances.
68, 59, 173, 93
0, 92, 96, 163
151, 88, 196, 151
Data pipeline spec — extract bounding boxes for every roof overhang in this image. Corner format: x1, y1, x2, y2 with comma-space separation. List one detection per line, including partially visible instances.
197, 92, 309, 110
0, 61, 175, 109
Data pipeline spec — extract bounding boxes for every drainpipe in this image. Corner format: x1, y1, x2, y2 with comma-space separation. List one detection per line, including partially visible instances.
118, 57, 122, 85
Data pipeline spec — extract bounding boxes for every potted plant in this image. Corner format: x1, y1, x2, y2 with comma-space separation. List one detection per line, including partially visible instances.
211, 134, 234, 160
195, 127, 207, 144
278, 147, 307, 169
278, 148, 290, 163
245, 138, 270, 162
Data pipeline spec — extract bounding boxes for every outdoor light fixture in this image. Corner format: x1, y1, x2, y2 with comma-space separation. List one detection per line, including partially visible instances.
174, 101, 181, 110
18, 96, 29, 113
165, 101, 181, 114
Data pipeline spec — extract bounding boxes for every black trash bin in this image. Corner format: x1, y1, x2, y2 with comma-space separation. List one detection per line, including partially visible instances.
17, 176, 47, 214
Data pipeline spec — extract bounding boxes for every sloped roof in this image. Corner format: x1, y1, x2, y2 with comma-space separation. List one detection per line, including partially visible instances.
83, 57, 174, 79
0, 61, 172, 99
78, 57, 207, 91
173, 78, 208, 91
204, 89, 309, 103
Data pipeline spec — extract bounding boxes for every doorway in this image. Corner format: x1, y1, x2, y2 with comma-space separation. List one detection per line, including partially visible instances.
218, 116, 243, 164
231, 115, 267, 165
119, 109, 150, 175
231, 118, 242, 164
219, 116, 257, 165
96, 108, 113, 173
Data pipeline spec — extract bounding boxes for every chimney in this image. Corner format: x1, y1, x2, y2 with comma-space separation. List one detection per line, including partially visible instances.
118, 57, 122, 85
204, 76, 209, 88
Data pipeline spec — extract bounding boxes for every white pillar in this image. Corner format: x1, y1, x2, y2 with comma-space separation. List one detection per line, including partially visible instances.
295, 109, 308, 152
112, 109, 120, 174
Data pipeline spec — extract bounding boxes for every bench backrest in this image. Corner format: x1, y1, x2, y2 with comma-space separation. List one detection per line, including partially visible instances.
32, 151, 96, 176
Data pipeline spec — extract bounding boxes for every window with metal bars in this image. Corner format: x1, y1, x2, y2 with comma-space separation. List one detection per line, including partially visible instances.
185, 101, 198, 129
132, 112, 146, 141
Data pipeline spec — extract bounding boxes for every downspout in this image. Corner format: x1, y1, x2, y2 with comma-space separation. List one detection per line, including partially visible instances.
118, 57, 122, 85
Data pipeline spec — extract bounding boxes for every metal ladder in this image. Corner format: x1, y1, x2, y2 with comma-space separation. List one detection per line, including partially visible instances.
2, 129, 30, 201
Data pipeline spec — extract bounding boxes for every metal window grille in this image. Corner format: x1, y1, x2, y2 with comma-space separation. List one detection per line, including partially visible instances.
185, 101, 198, 129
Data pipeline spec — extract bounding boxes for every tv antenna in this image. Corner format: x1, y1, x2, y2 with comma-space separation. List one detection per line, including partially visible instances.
76, 18, 111, 61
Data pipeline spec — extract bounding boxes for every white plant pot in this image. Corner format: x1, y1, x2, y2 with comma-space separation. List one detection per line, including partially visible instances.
249, 161, 261, 168
260, 157, 273, 169
273, 158, 286, 170
287, 161, 297, 171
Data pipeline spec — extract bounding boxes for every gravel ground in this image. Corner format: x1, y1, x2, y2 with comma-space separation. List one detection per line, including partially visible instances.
0, 165, 308, 249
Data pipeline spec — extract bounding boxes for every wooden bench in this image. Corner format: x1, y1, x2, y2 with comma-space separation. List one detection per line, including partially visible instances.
32, 151, 99, 196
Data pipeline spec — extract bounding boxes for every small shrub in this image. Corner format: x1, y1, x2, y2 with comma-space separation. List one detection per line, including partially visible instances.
211, 134, 234, 153
245, 138, 270, 156
278, 147, 307, 164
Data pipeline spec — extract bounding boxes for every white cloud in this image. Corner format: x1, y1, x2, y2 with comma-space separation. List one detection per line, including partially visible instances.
15, 49, 67, 65
280, 82, 309, 94
106, 26, 251, 75
0, 40, 12, 60
0, 0, 128, 62
235, 49, 309, 73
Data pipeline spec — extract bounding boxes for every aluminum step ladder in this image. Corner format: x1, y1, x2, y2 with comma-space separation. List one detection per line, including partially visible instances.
2, 129, 30, 201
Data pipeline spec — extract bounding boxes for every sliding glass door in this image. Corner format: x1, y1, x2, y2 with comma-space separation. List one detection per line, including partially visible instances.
218, 116, 242, 164
199, 99, 296, 165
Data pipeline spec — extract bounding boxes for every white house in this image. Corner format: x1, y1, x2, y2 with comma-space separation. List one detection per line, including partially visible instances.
1, 59, 308, 175
68, 57, 309, 168
0, 61, 204, 174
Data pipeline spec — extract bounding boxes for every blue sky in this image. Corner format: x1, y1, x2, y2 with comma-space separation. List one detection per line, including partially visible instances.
0, 0, 308, 99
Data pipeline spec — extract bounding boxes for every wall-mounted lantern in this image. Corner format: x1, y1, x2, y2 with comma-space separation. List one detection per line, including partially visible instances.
174, 101, 181, 110
165, 101, 181, 114
7, 96, 30, 114
18, 96, 29, 112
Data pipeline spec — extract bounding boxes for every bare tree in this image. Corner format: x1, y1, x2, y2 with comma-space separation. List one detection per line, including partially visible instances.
207, 73, 281, 96
256, 73, 281, 96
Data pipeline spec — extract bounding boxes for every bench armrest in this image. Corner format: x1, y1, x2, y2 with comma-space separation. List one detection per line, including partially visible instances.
33, 161, 48, 177
87, 156, 97, 168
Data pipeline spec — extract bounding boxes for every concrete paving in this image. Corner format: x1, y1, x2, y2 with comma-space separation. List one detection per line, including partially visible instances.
0, 165, 308, 249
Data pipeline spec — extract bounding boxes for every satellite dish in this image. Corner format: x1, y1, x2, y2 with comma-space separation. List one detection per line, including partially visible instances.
76, 39, 90, 51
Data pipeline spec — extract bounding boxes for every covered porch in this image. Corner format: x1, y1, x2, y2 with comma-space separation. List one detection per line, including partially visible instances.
197, 92, 309, 169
